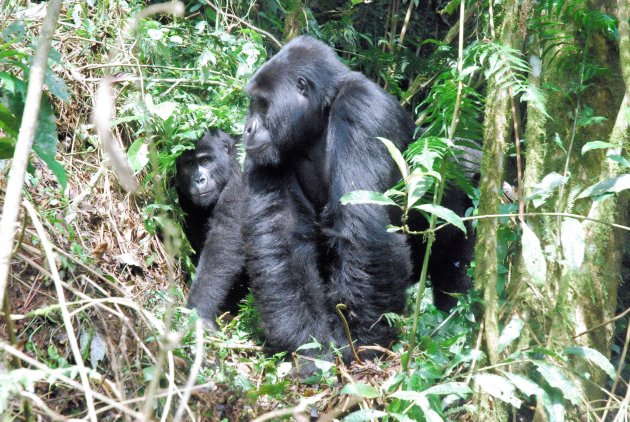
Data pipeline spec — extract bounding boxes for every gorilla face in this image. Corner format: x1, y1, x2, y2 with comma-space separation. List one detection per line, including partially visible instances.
243, 38, 347, 167
175, 130, 234, 210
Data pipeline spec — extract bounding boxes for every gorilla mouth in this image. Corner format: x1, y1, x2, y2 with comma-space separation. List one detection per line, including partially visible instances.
245, 143, 269, 154
198, 191, 214, 197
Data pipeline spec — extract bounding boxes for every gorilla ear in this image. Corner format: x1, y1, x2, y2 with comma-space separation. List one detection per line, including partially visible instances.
222, 134, 237, 153
297, 76, 308, 95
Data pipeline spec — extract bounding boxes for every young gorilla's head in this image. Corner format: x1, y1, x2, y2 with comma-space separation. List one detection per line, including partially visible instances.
175, 128, 235, 211
243, 36, 348, 167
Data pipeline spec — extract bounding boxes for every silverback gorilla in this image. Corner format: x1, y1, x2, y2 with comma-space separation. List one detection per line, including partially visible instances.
242, 36, 416, 361
175, 129, 248, 323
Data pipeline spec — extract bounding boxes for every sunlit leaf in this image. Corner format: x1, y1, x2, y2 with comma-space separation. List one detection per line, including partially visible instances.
414, 203, 466, 234
581, 141, 616, 154
497, 315, 525, 353
577, 174, 630, 198
127, 139, 150, 173
422, 382, 472, 398
341, 190, 398, 207
340, 383, 380, 398
564, 347, 616, 380
527, 172, 567, 208
377, 137, 408, 179
343, 409, 387, 422
534, 362, 581, 405
521, 223, 546, 286
474, 374, 522, 408
560, 218, 585, 271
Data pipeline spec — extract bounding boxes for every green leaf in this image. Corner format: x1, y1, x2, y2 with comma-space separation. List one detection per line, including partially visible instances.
497, 316, 525, 353
606, 154, 630, 168
474, 373, 522, 408
526, 172, 567, 208
377, 137, 407, 179
313, 358, 335, 372
415, 204, 466, 234
577, 174, 630, 198
343, 409, 387, 422
388, 391, 442, 422
560, 218, 585, 271
503, 372, 545, 399
0, 136, 16, 159
340, 190, 398, 207
521, 223, 546, 286
564, 347, 616, 380
340, 383, 380, 399
406, 173, 433, 208
380, 372, 406, 394
581, 141, 616, 155
422, 382, 472, 398
534, 362, 582, 406
127, 139, 150, 173
44, 69, 70, 102
0, 103, 19, 136
33, 144, 67, 192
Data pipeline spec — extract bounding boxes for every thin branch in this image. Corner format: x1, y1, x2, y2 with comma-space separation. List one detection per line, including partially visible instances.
0, 0, 62, 321
172, 319, 204, 422
0, 343, 142, 419
203, 0, 281, 47
24, 199, 98, 421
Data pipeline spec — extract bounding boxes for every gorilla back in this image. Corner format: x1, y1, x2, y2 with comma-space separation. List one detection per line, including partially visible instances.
175, 129, 248, 323
242, 36, 415, 361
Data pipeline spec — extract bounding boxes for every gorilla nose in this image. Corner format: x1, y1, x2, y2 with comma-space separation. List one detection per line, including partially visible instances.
246, 119, 258, 135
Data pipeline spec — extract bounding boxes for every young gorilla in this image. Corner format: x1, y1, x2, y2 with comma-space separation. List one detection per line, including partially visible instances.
242, 36, 416, 362
175, 129, 248, 323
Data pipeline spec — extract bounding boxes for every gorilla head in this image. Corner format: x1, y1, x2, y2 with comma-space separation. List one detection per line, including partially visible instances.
175, 128, 236, 211
243, 36, 347, 167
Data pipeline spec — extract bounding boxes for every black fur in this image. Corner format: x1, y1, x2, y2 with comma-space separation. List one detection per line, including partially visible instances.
407, 146, 479, 310
175, 129, 248, 322
242, 36, 415, 361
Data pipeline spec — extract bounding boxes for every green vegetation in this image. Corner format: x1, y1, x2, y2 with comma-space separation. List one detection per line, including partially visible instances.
0, 0, 628, 420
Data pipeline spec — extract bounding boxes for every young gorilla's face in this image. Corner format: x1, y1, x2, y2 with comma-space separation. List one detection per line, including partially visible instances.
175, 131, 232, 210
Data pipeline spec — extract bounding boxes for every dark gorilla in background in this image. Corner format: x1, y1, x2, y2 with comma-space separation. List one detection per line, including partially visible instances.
175, 129, 248, 322
242, 36, 415, 361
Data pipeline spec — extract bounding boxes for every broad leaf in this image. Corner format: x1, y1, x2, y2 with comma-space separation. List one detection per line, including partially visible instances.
564, 347, 616, 380
526, 172, 567, 208
341, 190, 398, 207
422, 382, 472, 398
497, 315, 525, 353
377, 137, 408, 179
406, 173, 433, 208
127, 139, 150, 173
474, 373, 522, 408
414, 203, 466, 234
581, 141, 616, 154
343, 409, 387, 422
534, 362, 581, 405
606, 154, 630, 168
577, 174, 630, 198
340, 383, 380, 398
560, 219, 585, 271
388, 391, 442, 422
521, 223, 546, 286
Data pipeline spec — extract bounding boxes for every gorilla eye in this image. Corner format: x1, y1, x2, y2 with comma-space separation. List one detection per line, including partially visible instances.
297, 77, 308, 94
258, 98, 268, 112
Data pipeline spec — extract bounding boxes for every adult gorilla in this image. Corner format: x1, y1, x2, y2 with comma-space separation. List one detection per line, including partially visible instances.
242, 36, 415, 361
175, 129, 248, 322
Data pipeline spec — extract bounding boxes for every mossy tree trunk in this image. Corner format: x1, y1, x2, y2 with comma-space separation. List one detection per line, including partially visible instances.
484, 0, 629, 418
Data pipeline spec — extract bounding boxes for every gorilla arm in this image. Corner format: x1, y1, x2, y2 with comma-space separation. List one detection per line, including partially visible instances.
186, 174, 246, 324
